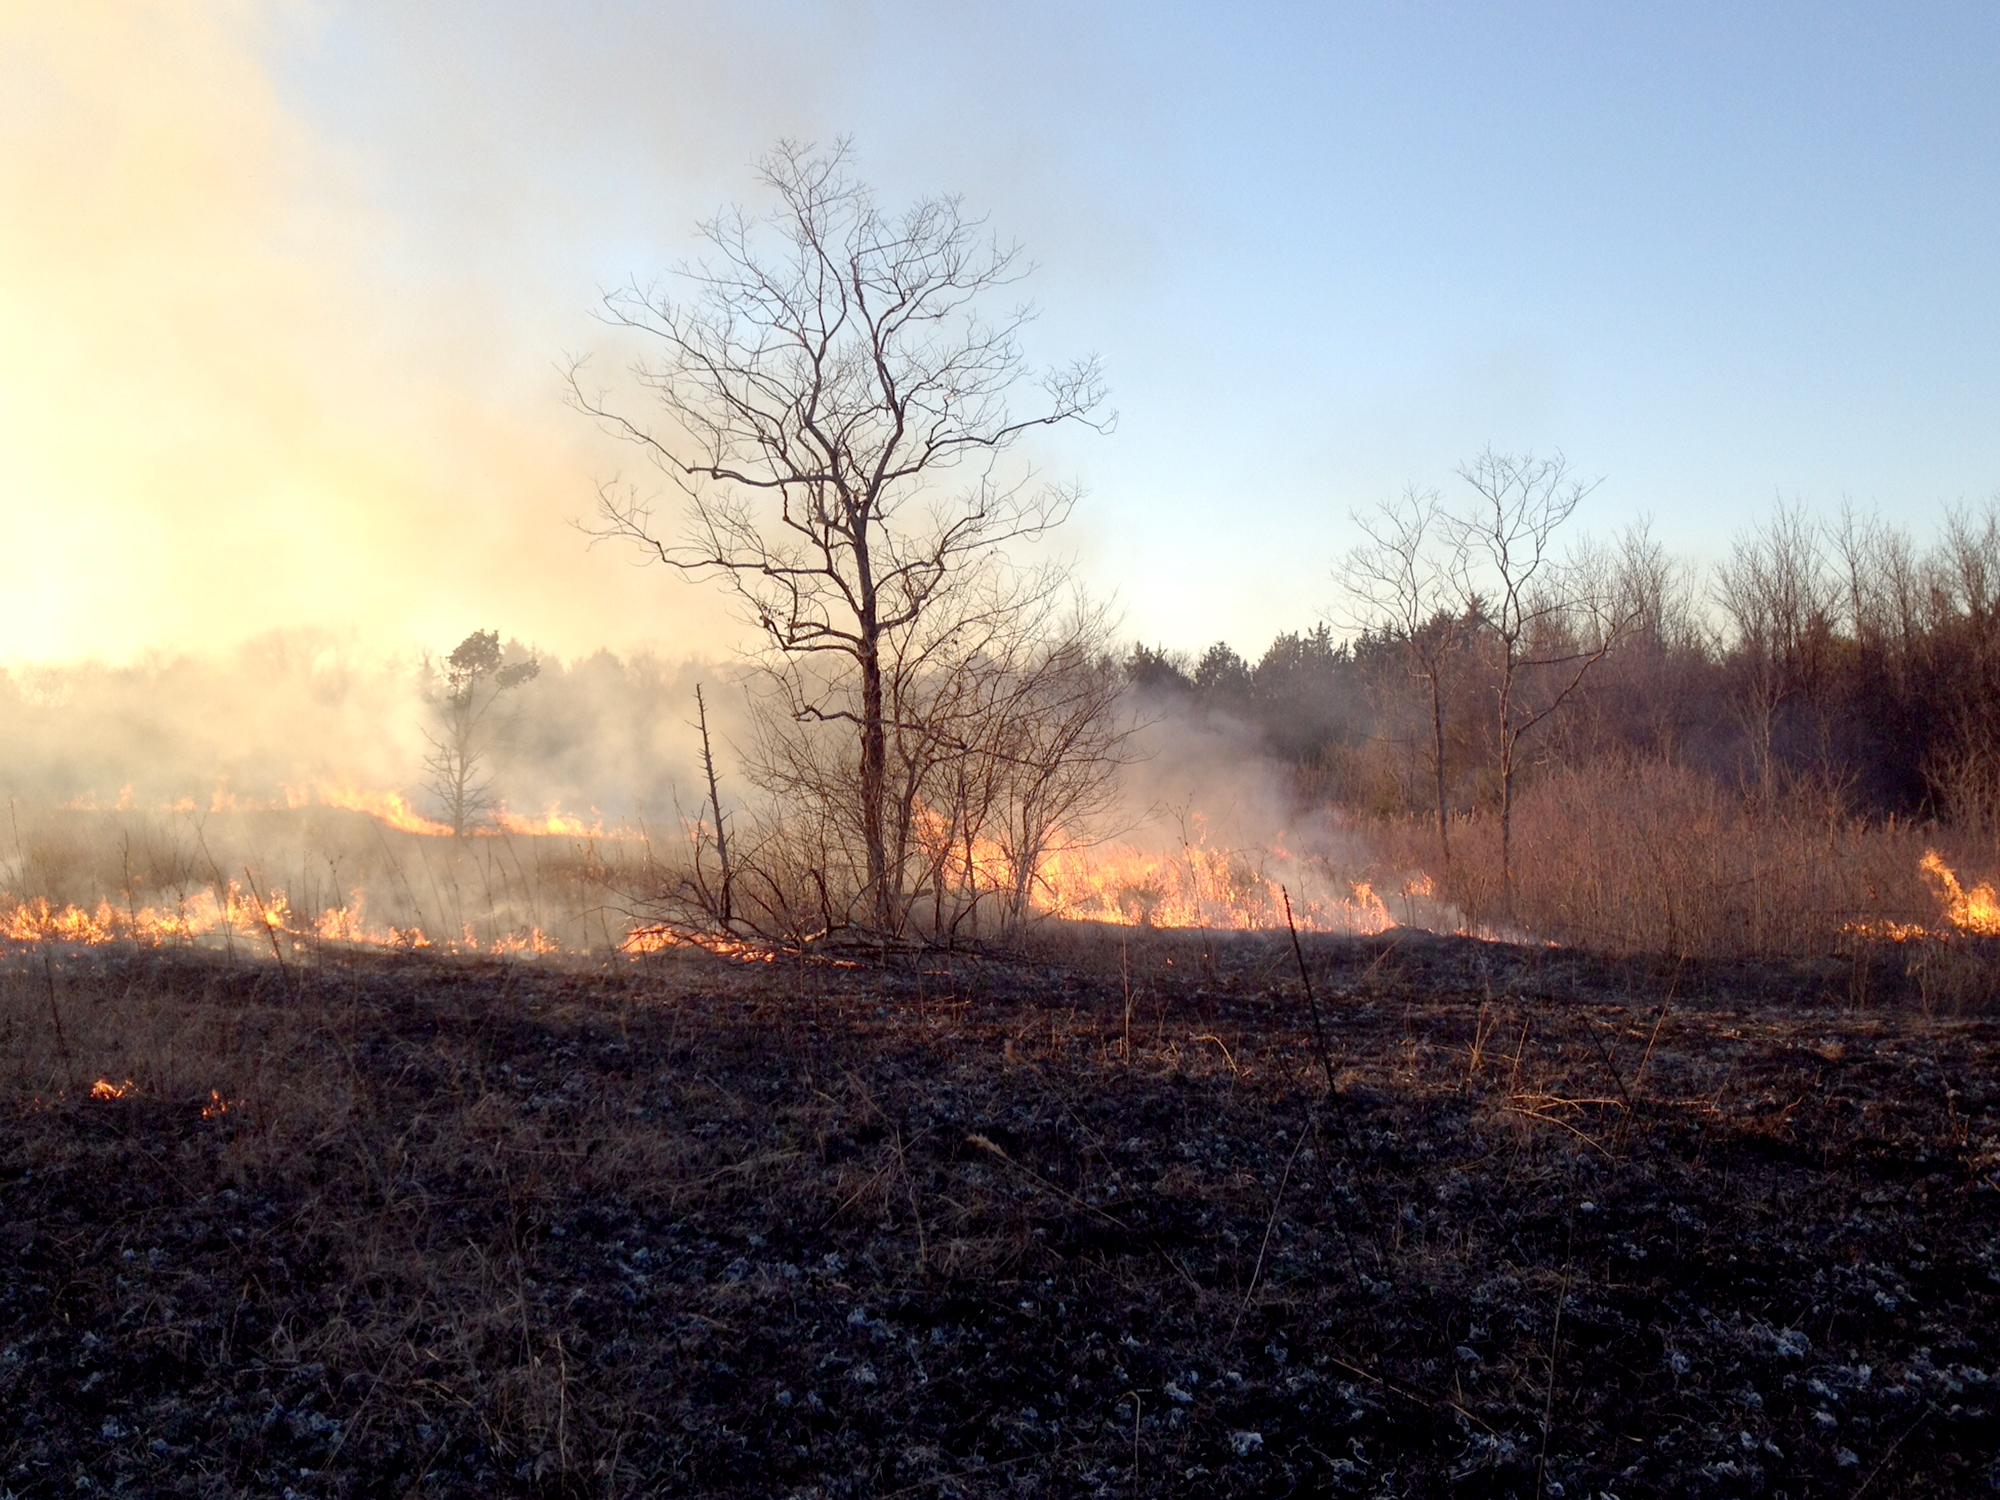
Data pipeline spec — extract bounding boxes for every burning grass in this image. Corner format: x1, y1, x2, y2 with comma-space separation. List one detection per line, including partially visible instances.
1, 796, 1473, 964
1027, 827, 1436, 934
1890, 850, 2000, 939
0, 800, 658, 961
0, 934, 1994, 1496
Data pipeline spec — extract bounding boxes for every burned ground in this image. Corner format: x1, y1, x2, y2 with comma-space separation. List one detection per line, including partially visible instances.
1, 932, 1996, 1497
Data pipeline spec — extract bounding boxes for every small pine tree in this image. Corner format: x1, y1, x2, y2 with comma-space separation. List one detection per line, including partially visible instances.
423, 630, 539, 836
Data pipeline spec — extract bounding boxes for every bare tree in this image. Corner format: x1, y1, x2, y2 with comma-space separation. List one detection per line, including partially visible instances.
1340, 486, 1468, 867
1713, 501, 1837, 803
1584, 517, 1707, 764
1442, 449, 1631, 911
1923, 499, 2000, 826
423, 630, 540, 837
569, 140, 1111, 932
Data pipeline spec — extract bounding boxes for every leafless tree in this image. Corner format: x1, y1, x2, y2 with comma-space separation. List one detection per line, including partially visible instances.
1921, 500, 2000, 826
1587, 518, 1708, 763
1713, 501, 1838, 803
687, 684, 734, 927
1442, 449, 1632, 911
1829, 504, 1890, 652
1340, 486, 1469, 867
422, 629, 540, 837
568, 140, 1111, 933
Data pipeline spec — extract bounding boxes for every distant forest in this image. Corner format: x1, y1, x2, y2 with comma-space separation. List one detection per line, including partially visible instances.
1133, 501, 2000, 837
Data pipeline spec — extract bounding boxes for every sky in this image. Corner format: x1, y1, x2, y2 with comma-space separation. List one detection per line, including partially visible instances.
4, 0, 1997, 666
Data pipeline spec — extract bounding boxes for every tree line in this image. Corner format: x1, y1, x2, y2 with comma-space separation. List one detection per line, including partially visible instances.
1137, 494, 2000, 883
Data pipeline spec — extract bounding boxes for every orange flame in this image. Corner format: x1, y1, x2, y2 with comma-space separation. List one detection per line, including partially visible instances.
1846, 849, 2000, 942
0, 882, 435, 952
49, 782, 640, 841
491, 804, 642, 840
1918, 849, 2000, 936
1024, 831, 1397, 934
8, 796, 1463, 961
308, 785, 456, 837
909, 806, 1449, 935
621, 926, 781, 963
490, 926, 561, 957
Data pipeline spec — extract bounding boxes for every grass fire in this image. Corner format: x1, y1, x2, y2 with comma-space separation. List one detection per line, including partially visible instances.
5, 9, 2000, 1496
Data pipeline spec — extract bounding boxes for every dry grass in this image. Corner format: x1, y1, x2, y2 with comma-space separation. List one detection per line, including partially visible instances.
1367, 757, 2000, 971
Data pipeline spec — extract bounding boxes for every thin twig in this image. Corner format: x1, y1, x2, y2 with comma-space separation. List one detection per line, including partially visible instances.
240, 867, 296, 997
966, 1132, 1203, 1297
1536, 1243, 1573, 1498
1229, 1116, 1315, 1340
41, 946, 71, 1080
1282, 886, 1338, 1097
1851, 1402, 1933, 1498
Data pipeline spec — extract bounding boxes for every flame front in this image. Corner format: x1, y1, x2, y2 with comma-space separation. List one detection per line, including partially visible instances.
1032, 841, 1397, 933
1, 882, 448, 953
493, 805, 638, 840
6, 801, 1455, 963
621, 927, 781, 962
50, 782, 639, 840
1918, 850, 2000, 936
311, 785, 456, 837
1845, 849, 2000, 942
917, 811, 1429, 936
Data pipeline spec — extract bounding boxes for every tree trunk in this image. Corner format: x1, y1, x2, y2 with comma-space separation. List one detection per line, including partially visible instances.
1007, 802, 1043, 933
1497, 663, 1516, 916
447, 731, 472, 839
696, 685, 732, 928
1428, 670, 1451, 868
857, 636, 893, 932
963, 826, 982, 943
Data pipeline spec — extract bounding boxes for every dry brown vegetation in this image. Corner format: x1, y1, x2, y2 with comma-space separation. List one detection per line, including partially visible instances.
1364, 760, 2000, 964
3, 931, 1995, 1496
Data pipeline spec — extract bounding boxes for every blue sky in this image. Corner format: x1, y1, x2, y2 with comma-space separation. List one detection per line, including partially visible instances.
5, 2, 1996, 662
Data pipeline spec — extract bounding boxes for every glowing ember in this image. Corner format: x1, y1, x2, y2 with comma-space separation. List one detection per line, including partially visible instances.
90, 1078, 133, 1100
201, 1089, 230, 1119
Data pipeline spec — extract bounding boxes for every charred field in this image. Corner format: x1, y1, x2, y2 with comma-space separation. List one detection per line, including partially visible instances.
2, 930, 1996, 1498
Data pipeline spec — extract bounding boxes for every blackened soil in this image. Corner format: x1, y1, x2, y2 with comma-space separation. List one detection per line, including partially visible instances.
1, 931, 1995, 1496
